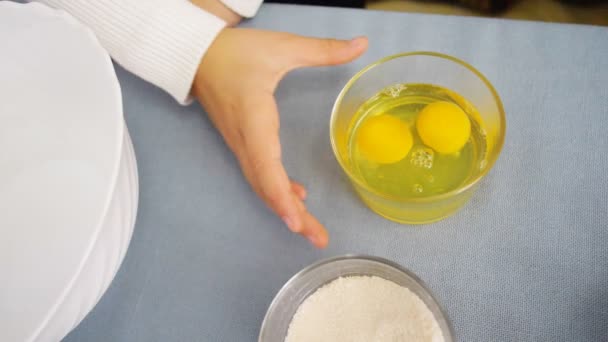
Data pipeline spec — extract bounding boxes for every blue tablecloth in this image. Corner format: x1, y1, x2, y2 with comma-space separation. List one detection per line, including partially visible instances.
65, 4, 608, 341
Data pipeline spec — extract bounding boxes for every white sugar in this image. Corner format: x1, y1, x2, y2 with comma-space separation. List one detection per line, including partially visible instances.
285, 276, 444, 342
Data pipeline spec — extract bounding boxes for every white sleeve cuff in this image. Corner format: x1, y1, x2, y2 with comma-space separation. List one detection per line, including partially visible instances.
218, 0, 263, 18
35, 0, 226, 104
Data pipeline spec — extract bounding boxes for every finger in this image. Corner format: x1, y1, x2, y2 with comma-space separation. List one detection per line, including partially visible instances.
288, 36, 368, 68
236, 120, 328, 247
288, 192, 328, 248
238, 153, 306, 228
242, 97, 303, 233
299, 210, 329, 248
245, 165, 327, 247
291, 181, 307, 200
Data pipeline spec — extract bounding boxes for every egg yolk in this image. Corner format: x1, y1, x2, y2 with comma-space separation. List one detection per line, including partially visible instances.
356, 115, 413, 164
416, 101, 471, 154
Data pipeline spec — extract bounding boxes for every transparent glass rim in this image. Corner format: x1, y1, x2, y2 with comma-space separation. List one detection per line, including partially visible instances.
329, 51, 507, 203
258, 254, 455, 342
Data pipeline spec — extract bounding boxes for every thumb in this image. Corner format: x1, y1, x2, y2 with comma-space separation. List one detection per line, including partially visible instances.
289, 36, 368, 68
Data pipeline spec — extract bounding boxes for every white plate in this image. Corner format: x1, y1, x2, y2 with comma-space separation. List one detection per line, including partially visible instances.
0, 2, 138, 341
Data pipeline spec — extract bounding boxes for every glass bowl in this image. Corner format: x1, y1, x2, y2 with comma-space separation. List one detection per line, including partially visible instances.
259, 255, 454, 342
330, 52, 506, 224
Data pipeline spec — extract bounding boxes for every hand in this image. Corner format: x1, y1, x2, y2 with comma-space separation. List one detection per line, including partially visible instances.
191, 0, 242, 26
192, 28, 368, 248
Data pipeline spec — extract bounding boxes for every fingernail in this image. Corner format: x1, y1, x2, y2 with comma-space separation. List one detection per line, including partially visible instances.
283, 216, 300, 233
307, 234, 319, 246
307, 234, 328, 248
350, 37, 365, 48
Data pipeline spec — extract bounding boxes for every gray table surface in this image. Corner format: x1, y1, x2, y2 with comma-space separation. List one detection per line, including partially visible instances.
64, 4, 608, 342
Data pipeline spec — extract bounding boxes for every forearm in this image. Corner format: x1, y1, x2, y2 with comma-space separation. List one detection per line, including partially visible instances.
191, 0, 242, 26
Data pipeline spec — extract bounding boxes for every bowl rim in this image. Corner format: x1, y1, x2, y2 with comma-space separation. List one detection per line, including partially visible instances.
258, 254, 455, 342
329, 51, 507, 203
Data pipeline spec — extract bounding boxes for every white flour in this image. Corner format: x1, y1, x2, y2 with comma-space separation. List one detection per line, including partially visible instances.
284, 276, 445, 342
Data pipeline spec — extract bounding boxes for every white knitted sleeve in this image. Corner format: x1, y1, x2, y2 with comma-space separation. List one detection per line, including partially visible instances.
29, 0, 228, 104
